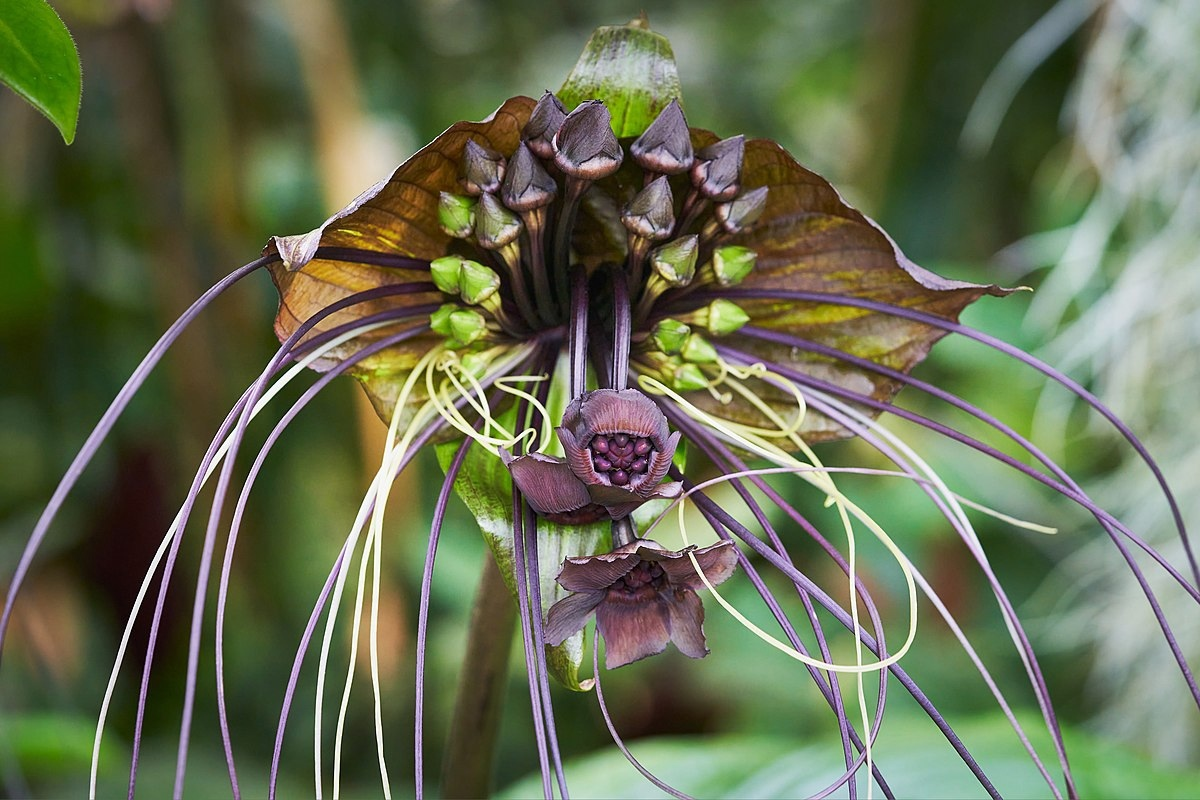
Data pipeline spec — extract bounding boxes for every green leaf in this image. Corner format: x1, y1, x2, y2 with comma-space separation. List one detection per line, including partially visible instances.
0, 0, 81, 144
558, 16, 682, 139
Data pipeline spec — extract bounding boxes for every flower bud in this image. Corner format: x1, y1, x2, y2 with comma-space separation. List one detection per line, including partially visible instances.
438, 192, 477, 239
448, 307, 488, 346
431, 303, 487, 347
650, 318, 691, 355
501, 142, 558, 211
430, 255, 465, 295
690, 135, 744, 201
474, 192, 523, 249
649, 235, 699, 286
630, 99, 693, 175
712, 245, 757, 286
715, 186, 768, 233
553, 100, 624, 180
681, 333, 718, 364
461, 139, 505, 195
459, 259, 501, 305
621, 175, 675, 240
702, 299, 750, 336
523, 91, 568, 160
672, 362, 709, 392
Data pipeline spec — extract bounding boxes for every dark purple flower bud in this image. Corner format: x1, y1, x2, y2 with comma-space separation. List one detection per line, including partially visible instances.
474, 192, 523, 249
621, 175, 675, 240
715, 185, 768, 234
501, 141, 558, 212
523, 91, 568, 160
461, 139, 506, 196
553, 100, 624, 180
544, 538, 739, 668
557, 388, 682, 518
690, 135, 744, 201
630, 99, 693, 175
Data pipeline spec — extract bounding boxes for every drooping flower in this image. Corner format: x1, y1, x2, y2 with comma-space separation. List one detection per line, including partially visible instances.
3, 16, 1197, 800
544, 538, 739, 668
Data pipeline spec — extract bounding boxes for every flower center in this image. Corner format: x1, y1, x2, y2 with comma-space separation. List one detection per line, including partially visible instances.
589, 433, 654, 486
611, 561, 667, 598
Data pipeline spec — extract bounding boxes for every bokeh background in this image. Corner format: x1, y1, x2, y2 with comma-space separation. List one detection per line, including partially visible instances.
2, 0, 1198, 796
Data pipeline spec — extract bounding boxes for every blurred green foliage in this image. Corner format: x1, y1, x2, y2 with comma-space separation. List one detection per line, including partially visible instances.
1, 0, 1191, 797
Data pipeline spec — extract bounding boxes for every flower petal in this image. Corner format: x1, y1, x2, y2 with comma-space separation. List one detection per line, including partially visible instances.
556, 550, 639, 592
660, 540, 739, 592
666, 588, 708, 659
596, 592, 672, 668
501, 451, 593, 517
544, 590, 604, 646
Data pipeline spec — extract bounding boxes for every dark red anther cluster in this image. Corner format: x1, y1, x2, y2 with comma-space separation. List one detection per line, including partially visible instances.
611, 560, 667, 597
589, 433, 654, 486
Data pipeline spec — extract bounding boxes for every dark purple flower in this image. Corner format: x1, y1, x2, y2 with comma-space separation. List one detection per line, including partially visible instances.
504, 388, 683, 521
544, 539, 739, 668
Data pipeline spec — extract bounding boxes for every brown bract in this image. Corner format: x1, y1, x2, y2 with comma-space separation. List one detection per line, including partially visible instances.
262, 96, 536, 421
544, 539, 739, 669
262, 95, 1009, 442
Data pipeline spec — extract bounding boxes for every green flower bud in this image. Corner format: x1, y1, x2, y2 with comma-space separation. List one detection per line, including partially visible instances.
430, 255, 465, 295
650, 318, 691, 355
438, 192, 477, 239
650, 235, 699, 286
448, 307, 488, 346
672, 362, 709, 392
712, 245, 756, 286
459, 259, 501, 305
681, 333, 718, 364
703, 299, 750, 336
430, 303, 461, 338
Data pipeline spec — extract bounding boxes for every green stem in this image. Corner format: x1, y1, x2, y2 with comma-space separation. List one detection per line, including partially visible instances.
441, 556, 517, 798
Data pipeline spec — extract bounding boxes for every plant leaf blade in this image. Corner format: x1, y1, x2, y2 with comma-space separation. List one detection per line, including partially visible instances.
0, 0, 81, 144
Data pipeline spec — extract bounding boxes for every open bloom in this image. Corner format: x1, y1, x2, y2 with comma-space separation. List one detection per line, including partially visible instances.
545, 538, 738, 668
504, 388, 682, 521
3, 17, 1197, 800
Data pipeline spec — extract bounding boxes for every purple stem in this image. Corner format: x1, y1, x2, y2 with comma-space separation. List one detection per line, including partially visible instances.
312, 246, 432, 271
511, 493, 554, 799
0, 255, 274, 659
162, 282, 437, 797
711, 287, 1197, 587
662, 407, 892, 799
794, 385, 1068, 796
591, 645, 693, 800
714, 342, 1200, 712
415, 438, 473, 798
205, 302, 438, 796
609, 266, 631, 392
569, 266, 588, 398
266, 360, 522, 797
678, 480, 1002, 800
